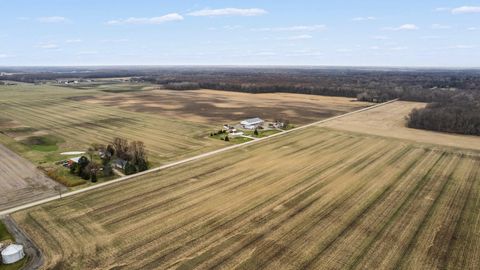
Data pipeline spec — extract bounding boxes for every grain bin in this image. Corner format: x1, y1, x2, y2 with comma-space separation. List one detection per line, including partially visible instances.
1, 244, 25, 264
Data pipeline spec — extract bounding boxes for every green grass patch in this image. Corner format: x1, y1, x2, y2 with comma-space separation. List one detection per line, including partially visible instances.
0, 256, 27, 270
244, 129, 282, 138
20, 135, 63, 152
40, 167, 88, 187
0, 221, 13, 242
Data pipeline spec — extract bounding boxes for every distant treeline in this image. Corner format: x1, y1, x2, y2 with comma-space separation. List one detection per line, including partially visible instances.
407, 92, 480, 135
3, 67, 480, 104
131, 68, 480, 103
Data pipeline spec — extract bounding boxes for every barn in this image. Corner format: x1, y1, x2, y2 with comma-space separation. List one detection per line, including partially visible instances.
240, 118, 264, 130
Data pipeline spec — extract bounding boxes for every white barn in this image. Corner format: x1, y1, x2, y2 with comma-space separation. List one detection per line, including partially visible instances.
1, 244, 25, 264
240, 118, 264, 129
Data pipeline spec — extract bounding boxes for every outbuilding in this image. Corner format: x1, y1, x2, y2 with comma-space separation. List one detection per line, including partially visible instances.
240, 118, 264, 129
1, 244, 25, 264
67, 156, 82, 168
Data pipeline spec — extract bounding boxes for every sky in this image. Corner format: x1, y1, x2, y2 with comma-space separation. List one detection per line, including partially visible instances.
1, 0, 480, 67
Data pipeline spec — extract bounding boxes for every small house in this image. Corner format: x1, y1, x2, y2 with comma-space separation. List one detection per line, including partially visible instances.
115, 159, 127, 170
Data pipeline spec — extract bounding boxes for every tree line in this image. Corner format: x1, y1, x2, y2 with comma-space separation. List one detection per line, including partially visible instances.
407, 92, 480, 135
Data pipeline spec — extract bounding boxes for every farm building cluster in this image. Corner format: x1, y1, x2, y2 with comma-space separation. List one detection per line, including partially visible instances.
211, 117, 289, 141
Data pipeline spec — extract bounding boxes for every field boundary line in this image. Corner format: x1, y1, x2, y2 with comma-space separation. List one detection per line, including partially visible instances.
0, 98, 398, 216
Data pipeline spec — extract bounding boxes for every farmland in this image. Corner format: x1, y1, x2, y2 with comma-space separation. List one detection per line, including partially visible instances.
74, 88, 370, 125
11, 126, 480, 269
0, 144, 64, 211
0, 83, 225, 168
320, 101, 480, 151
0, 82, 369, 187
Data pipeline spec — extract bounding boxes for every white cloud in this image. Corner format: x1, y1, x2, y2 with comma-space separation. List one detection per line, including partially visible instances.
384, 24, 419, 31
352, 16, 376, 21
336, 48, 353, 53
37, 43, 60, 49
467, 27, 478, 31
187, 8, 267, 17
452, 6, 480, 14
286, 34, 313, 40
253, 25, 326, 32
370, 46, 381, 50
107, 13, 184, 25
0, 54, 9, 58
38, 16, 68, 23
431, 24, 452, 30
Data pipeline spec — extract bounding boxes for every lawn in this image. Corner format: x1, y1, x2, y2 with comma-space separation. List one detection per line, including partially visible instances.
0, 221, 13, 242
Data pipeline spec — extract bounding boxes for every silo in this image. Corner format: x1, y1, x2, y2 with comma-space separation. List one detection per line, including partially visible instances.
1, 244, 25, 264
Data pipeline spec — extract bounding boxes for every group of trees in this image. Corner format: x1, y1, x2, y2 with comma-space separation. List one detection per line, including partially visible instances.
112, 137, 149, 175
407, 92, 480, 135
69, 137, 149, 181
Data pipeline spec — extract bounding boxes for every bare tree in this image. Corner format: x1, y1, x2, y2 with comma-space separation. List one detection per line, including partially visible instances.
113, 137, 129, 160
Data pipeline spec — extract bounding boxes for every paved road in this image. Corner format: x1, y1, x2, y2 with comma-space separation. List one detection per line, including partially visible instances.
0, 99, 398, 217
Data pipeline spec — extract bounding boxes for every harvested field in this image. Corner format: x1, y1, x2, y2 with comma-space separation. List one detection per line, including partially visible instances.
320, 101, 480, 151
0, 144, 64, 211
12, 127, 480, 269
0, 83, 226, 166
75, 89, 371, 125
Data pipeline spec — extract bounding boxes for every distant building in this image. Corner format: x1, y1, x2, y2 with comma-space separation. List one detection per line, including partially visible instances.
241, 118, 264, 130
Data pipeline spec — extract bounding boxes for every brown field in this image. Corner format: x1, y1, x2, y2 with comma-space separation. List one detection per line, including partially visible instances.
75, 89, 371, 125
0, 144, 64, 211
320, 101, 480, 151
12, 126, 480, 269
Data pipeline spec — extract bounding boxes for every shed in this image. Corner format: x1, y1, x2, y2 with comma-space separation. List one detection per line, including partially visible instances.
67, 156, 82, 168
1, 244, 25, 264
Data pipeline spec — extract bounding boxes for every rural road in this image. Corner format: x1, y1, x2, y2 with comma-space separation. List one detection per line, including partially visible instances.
0, 99, 398, 217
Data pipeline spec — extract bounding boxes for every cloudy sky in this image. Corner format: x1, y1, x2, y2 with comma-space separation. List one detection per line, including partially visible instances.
1, 0, 480, 67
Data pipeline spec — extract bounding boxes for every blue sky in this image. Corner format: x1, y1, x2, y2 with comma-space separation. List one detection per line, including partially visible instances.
1, 0, 480, 67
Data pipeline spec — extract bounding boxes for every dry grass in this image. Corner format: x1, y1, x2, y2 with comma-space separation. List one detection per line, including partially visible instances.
12, 127, 480, 269
319, 101, 480, 151
76, 89, 372, 125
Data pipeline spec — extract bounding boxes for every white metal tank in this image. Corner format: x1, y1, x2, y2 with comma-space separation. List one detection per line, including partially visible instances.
1, 244, 25, 264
